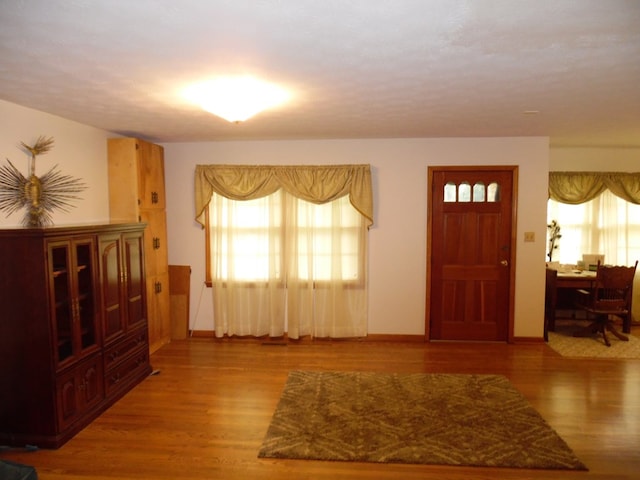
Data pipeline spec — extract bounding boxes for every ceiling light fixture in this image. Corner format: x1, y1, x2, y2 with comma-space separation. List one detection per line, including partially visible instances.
182, 76, 291, 123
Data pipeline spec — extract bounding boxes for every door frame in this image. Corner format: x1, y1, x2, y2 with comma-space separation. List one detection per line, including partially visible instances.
425, 165, 519, 342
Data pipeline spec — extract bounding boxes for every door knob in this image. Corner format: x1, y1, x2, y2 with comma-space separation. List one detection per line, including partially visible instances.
500, 260, 509, 266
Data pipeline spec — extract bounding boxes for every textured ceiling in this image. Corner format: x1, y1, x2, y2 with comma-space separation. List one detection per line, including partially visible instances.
1, 0, 639, 147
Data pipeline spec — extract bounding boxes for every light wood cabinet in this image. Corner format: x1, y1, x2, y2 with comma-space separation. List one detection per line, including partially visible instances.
0, 223, 151, 448
108, 137, 171, 353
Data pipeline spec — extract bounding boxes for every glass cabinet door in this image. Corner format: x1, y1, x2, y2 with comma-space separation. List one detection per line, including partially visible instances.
73, 239, 98, 354
123, 232, 146, 329
48, 238, 98, 367
50, 242, 74, 364
98, 234, 126, 341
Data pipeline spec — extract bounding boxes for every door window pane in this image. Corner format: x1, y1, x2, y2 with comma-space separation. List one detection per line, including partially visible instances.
473, 182, 485, 202
458, 182, 471, 202
444, 182, 456, 202
488, 182, 500, 202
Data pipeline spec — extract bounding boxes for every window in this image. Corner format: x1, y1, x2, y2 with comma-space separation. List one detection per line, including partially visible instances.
547, 190, 640, 266
206, 191, 363, 284
294, 195, 362, 282
444, 181, 501, 203
196, 164, 372, 339
207, 191, 282, 283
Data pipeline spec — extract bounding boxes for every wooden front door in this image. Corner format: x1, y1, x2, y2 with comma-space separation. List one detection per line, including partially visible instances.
427, 167, 517, 342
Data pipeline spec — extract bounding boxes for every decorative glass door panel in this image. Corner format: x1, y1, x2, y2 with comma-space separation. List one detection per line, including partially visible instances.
50, 243, 73, 364
123, 232, 146, 329
99, 234, 125, 341
49, 238, 99, 367
73, 240, 98, 352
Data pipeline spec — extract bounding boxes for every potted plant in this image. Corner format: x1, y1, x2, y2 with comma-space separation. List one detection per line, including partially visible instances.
547, 220, 561, 262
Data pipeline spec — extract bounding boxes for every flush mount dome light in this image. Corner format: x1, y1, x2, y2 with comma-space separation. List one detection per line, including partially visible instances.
182, 76, 291, 123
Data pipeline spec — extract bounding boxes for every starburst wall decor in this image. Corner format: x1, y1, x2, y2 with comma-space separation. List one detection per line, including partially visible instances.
0, 136, 86, 227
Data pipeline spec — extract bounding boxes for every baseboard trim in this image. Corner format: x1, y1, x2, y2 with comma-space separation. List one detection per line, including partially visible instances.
188, 330, 544, 344
189, 330, 215, 338
188, 331, 426, 342
511, 336, 546, 344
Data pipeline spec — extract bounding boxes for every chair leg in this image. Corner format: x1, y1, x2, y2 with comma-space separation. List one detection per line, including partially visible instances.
605, 319, 629, 343
600, 325, 611, 347
573, 314, 629, 346
573, 315, 613, 346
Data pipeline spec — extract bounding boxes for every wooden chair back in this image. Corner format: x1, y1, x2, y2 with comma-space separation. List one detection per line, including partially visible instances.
587, 261, 638, 314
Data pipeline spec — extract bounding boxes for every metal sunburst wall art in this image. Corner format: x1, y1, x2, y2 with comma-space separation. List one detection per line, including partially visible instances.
0, 136, 86, 227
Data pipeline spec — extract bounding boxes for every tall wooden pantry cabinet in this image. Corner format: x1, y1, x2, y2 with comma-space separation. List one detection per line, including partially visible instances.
0, 223, 151, 448
107, 137, 171, 353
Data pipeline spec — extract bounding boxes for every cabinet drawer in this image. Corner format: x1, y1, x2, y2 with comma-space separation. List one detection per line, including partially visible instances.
104, 347, 149, 396
104, 327, 148, 371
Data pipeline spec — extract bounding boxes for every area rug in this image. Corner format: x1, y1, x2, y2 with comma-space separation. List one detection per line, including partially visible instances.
548, 320, 640, 358
258, 371, 587, 470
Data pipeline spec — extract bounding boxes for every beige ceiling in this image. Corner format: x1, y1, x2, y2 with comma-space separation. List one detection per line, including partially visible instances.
1, 0, 639, 147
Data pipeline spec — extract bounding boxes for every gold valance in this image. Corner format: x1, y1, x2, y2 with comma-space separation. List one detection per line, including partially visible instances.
195, 164, 374, 227
549, 172, 640, 205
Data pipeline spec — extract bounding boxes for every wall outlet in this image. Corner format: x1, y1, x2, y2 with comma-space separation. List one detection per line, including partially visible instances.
524, 231, 535, 242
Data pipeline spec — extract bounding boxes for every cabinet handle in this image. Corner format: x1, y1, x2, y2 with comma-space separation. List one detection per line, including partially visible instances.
151, 191, 159, 204
154, 281, 162, 294
153, 237, 160, 249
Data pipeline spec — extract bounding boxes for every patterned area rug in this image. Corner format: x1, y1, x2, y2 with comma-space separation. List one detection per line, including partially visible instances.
548, 320, 640, 358
258, 371, 587, 470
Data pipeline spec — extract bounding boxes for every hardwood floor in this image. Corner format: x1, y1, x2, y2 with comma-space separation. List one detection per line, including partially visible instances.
2, 335, 639, 480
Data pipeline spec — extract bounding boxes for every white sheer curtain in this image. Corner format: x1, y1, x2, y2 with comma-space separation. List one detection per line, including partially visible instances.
208, 190, 368, 339
208, 190, 286, 338
547, 190, 640, 266
285, 193, 367, 338
548, 190, 640, 321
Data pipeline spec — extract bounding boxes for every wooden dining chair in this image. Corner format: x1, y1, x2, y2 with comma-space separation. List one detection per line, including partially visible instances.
574, 260, 638, 346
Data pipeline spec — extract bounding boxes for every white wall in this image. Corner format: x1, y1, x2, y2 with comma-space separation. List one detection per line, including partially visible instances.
0, 99, 111, 226
550, 147, 639, 171
163, 137, 550, 339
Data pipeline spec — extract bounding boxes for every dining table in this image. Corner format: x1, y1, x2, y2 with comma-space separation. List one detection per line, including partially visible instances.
546, 267, 637, 336
545, 269, 597, 334
556, 269, 597, 288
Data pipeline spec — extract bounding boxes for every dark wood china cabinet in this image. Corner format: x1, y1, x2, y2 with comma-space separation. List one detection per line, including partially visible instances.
0, 223, 151, 448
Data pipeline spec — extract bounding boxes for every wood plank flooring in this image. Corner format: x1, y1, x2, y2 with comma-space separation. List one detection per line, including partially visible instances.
2, 336, 639, 480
